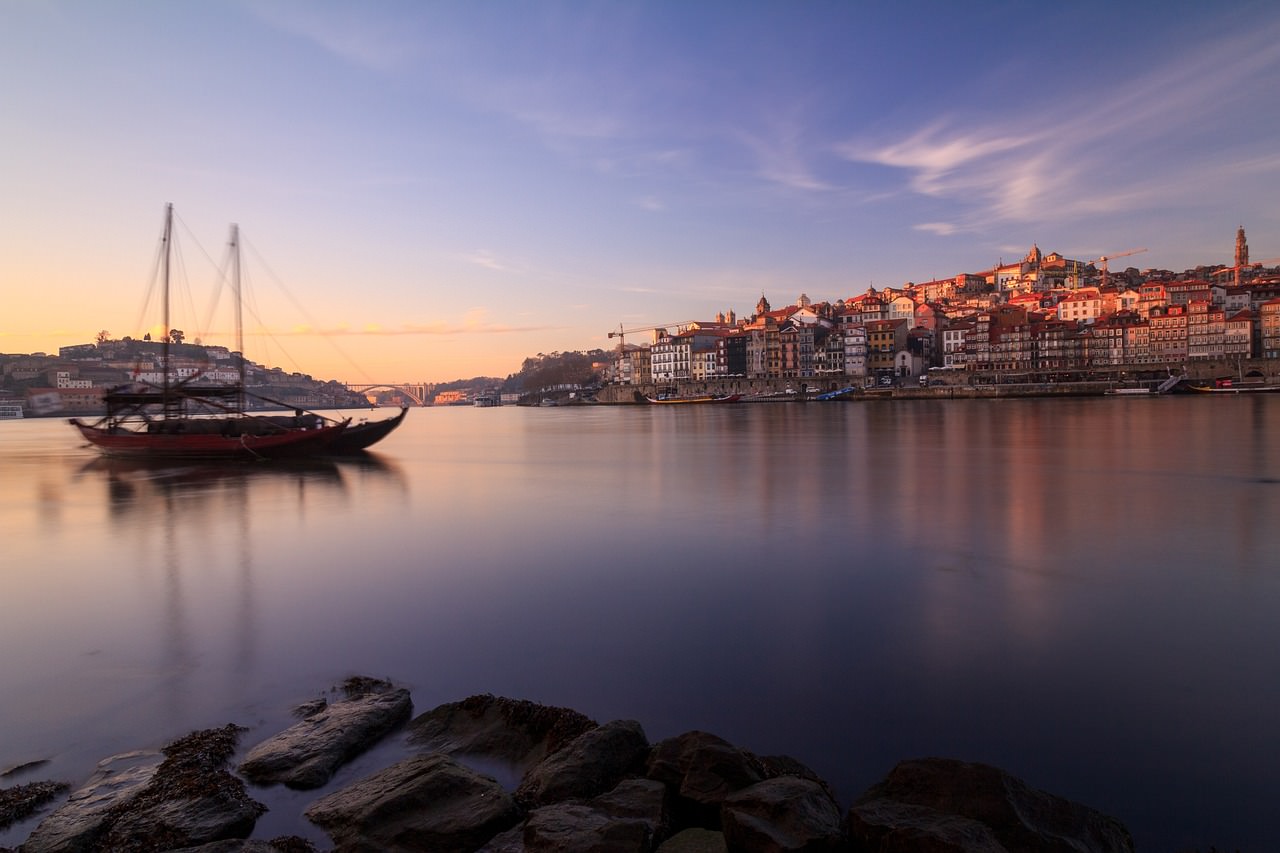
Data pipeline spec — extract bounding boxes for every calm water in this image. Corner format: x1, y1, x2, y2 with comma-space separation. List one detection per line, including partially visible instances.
3, 398, 1279, 851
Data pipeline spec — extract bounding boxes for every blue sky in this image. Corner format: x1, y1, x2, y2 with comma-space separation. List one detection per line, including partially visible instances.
3, 1, 1278, 382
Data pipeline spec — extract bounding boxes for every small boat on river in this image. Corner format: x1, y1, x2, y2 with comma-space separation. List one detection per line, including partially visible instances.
1185, 379, 1280, 394
636, 391, 741, 405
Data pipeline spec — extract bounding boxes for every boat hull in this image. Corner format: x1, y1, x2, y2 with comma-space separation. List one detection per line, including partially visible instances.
71, 419, 348, 460
325, 407, 408, 453
640, 393, 741, 404
1185, 384, 1280, 394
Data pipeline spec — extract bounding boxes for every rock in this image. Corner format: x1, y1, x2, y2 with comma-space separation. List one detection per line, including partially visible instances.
646, 731, 766, 825
476, 825, 527, 852
25, 726, 264, 853
408, 694, 597, 777
848, 758, 1136, 853
721, 776, 846, 852
0, 780, 69, 831
847, 800, 1005, 852
305, 752, 520, 852
239, 684, 412, 789
517, 720, 650, 806
520, 801, 654, 852
479, 777, 670, 853
170, 839, 318, 852
655, 828, 728, 853
591, 778, 670, 835
20, 752, 161, 853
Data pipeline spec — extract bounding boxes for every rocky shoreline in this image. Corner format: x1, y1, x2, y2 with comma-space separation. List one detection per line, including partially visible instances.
1, 677, 1137, 852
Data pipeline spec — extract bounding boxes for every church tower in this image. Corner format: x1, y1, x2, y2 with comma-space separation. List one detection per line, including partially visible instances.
1235, 226, 1250, 269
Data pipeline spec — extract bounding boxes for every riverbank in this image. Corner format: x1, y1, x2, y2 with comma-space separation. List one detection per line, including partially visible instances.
1, 679, 1137, 853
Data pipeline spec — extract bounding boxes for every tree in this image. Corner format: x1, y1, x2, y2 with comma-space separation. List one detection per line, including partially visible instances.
169, 329, 185, 344
95, 330, 111, 346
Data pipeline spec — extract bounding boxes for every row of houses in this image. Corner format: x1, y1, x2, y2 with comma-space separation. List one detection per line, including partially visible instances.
612, 272, 1280, 384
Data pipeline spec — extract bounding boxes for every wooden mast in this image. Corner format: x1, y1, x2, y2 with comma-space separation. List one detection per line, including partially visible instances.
161, 202, 177, 419
231, 223, 246, 413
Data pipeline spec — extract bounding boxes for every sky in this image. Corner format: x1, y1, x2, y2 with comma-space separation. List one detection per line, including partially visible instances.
3, 1, 1279, 384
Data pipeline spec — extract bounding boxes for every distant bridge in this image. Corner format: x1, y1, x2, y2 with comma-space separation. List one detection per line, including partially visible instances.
346, 383, 430, 406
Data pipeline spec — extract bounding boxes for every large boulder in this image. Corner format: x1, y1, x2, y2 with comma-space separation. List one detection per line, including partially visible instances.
304, 752, 520, 852
646, 731, 766, 826
720, 776, 845, 853
24, 726, 263, 853
239, 679, 412, 789
517, 720, 650, 806
848, 758, 1135, 853
408, 694, 597, 777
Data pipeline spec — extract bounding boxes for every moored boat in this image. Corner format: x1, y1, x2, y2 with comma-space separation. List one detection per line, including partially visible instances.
70, 205, 350, 461
1185, 379, 1280, 393
637, 391, 741, 404
324, 406, 409, 453
815, 387, 857, 401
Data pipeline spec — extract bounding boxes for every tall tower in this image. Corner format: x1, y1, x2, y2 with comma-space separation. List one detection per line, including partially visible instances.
1235, 226, 1250, 269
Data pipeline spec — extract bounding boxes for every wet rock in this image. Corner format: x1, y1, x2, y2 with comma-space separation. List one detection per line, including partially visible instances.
305, 751, 519, 852
721, 775, 845, 852
408, 694, 597, 776
517, 719, 650, 806
25, 726, 263, 853
848, 758, 1136, 853
239, 681, 411, 789
0, 780, 68, 831
19, 752, 161, 853
1, 760, 51, 780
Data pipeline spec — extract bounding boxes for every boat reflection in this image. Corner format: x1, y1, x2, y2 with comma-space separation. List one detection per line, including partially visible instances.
74, 452, 407, 517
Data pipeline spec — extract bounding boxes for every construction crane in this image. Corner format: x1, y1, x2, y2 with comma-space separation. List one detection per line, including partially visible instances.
607, 322, 694, 352
1087, 248, 1148, 288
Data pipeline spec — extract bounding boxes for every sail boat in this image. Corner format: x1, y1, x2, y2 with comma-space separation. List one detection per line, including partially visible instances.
70, 204, 349, 459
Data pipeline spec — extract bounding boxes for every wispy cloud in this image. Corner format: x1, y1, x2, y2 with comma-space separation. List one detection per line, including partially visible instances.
462, 250, 519, 273
277, 320, 557, 337
839, 19, 1280, 232
247, 2, 423, 73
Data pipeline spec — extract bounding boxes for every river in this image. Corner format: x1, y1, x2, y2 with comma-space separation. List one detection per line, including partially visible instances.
2, 396, 1278, 851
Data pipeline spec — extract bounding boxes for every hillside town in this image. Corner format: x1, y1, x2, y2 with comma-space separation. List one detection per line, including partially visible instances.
606, 229, 1280, 389
0, 335, 369, 416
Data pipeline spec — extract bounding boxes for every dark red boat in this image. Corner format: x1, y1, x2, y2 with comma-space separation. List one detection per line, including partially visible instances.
70, 204, 349, 461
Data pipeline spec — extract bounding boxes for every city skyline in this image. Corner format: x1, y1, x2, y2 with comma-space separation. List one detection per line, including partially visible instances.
3, 1, 1279, 383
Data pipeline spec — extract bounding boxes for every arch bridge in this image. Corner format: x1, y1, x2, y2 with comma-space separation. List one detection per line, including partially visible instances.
346, 383, 430, 406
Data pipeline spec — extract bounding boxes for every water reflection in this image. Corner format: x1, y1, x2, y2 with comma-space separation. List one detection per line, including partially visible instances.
4, 403, 1280, 852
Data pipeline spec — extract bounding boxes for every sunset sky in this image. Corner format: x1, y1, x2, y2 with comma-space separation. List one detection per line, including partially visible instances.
4, 1, 1279, 383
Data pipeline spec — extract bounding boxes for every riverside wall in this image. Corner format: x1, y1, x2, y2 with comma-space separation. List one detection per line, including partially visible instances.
595, 358, 1280, 404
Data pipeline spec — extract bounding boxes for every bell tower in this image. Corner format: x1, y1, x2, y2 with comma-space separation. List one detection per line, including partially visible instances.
1235, 226, 1250, 269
